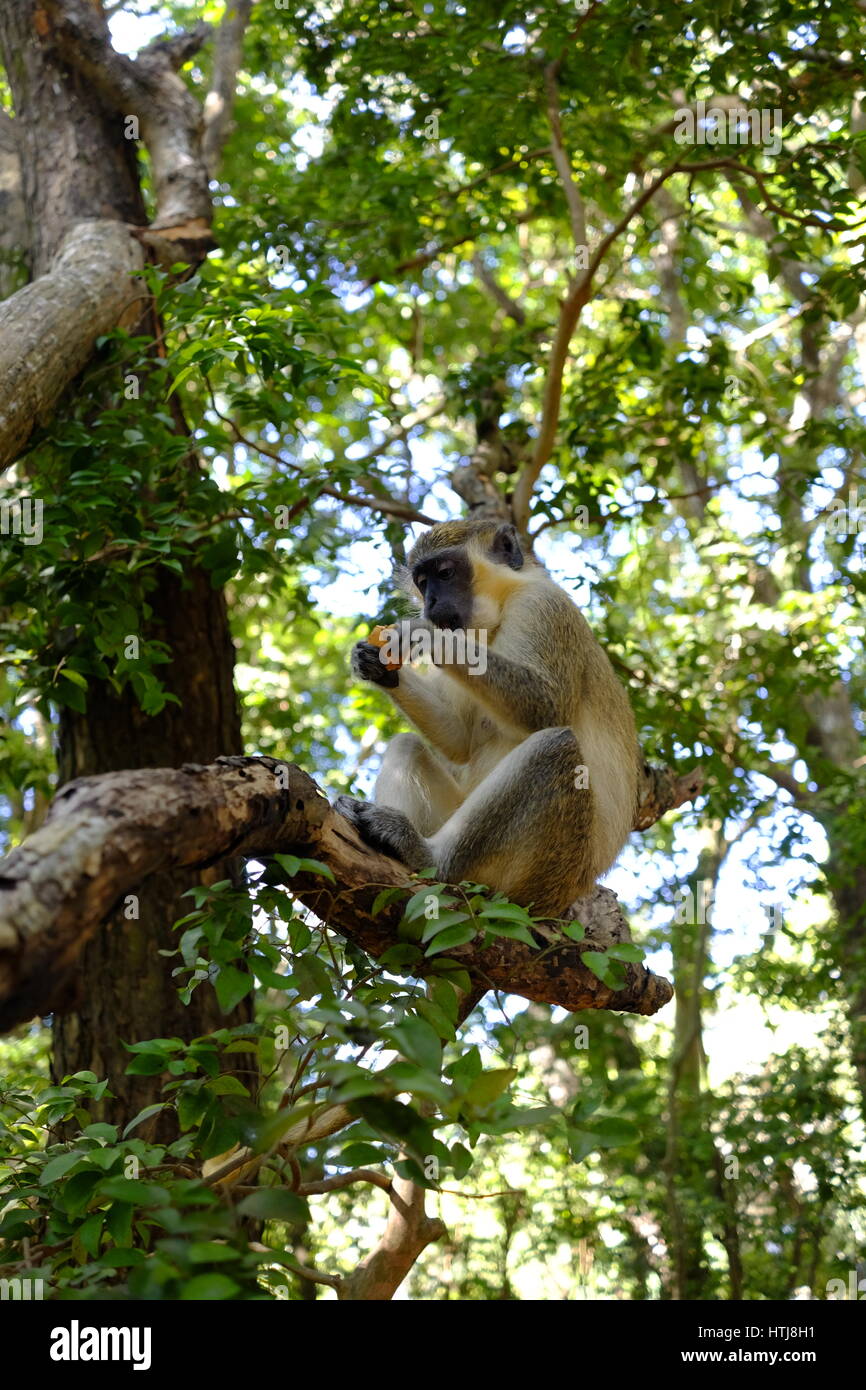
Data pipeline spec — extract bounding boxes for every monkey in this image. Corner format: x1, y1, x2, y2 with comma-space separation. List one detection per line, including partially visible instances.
334, 519, 641, 918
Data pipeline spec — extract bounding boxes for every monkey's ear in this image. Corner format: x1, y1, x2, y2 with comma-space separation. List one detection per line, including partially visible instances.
490, 523, 524, 570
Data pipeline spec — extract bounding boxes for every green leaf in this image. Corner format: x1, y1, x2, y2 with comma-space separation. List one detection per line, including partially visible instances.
560, 921, 585, 942
83, 1122, 118, 1142
180, 1273, 242, 1300
40, 1151, 84, 1185
100, 1247, 146, 1268
237, 1188, 310, 1222
581, 950, 627, 990
389, 1016, 442, 1072
61, 1170, 104, 1216
274, 853, 335, 884
189, 1241, 241, 1264
447, 1046, 483, 1085
125, 1053, 169, 1076
371, 886, 406, 916
479, 919, 537, 947
214, 964, 253, 1014
424, 922, 477, 957
607, 943, 644, 964
567, 1127, 599, 1163
204, 1075, 251, 1096
592, 1117, 640, 1148
462, 1068, 517, 1109
476, 901, 534, 923
413, 996, 457, 1041
77, 1211, 104, 1257
340, 1142, 387, 1166
420, 909, 471, 942
122, 1103, 168, 1137
59, 667, 89, 688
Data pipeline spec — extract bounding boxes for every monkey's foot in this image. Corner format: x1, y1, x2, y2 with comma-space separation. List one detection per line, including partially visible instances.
333, 796, 431, 871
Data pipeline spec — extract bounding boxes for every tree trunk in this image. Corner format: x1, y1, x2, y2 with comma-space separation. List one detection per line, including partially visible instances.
52, 569, 246, 1127
663, 832, 742, 1300
0, 0, 250, 1132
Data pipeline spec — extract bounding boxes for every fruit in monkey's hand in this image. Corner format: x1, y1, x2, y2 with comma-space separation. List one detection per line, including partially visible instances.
368, 624, 402, 671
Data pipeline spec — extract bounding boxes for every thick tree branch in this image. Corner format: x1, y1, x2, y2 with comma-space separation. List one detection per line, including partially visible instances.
0, 755, 690, 1032
45, 1, 212, 231
634, 762, 704, 832
202, 1101, 356, 1190
0, 0, 249, 468
0, 108, 26, 300
0, 220, 144, 467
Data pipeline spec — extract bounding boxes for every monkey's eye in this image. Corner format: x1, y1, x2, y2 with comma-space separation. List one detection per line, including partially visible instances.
437, 566, 455, 581
416, 575, 427, 592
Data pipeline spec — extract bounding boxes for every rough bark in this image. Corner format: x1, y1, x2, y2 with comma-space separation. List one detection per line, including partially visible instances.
0, 0, 253, 1132
0, 0, 223, 468
44, 1, 213, 232
48, 568, 246, 1126
0, 754, 685, 1033
0, 221, 144, 467
0, 109, 27, 299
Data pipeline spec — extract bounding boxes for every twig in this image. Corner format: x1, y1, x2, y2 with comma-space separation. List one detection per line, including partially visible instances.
544, 62, 586, 249
299, 1168, 392, 1196
512, 161, 684, 528
206, 390, 435, 524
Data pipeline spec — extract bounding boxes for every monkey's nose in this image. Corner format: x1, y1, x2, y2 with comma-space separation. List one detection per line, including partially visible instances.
429, 607, 461, 630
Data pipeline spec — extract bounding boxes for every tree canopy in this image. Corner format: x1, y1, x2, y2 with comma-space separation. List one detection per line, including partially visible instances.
0, 0, 864, 1304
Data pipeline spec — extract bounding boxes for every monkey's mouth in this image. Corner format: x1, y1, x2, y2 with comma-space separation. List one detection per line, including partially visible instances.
430, 613, 463, 631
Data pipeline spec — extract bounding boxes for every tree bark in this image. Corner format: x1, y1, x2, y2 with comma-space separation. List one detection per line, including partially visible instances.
0, 221, 145, 467
0, 0, 250, 1133
50, 570, 246, 1127
0, 756, 679, 1033
0, 0, 216, 467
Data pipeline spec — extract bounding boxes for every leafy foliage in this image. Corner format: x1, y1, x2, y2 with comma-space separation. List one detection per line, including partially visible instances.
1, 0, 866, 1299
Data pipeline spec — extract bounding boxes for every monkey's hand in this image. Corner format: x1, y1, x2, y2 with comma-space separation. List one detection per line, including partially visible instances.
333, 795, 432, 871
351, 640, 400, 689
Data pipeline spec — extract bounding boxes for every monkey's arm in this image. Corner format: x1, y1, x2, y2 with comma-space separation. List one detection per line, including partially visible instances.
389, 665, 473, 763
440, 650, 561, 735
437, 586, 583, 735
351, 641, 472, 763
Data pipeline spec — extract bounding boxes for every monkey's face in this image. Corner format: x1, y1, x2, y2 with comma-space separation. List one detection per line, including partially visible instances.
411, 547, 473, 630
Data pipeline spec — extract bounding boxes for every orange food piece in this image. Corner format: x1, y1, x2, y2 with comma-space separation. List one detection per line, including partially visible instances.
369, 624, 402, 670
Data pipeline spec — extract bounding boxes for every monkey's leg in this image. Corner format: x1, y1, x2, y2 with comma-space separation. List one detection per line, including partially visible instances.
374, 732, 462, 835
333, 734, 461, 869
429, 726, 593, 916
335, 729, 594, 914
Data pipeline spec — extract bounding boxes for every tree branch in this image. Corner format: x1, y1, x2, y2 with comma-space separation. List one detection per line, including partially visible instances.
0, 755, 689, 1032
299, 1168, 392, 1196
512, 162, 684, 529
44, 1, 213, 231
337, 1175, 446, 1301
0, 220, 144, 468
202, 0, 254, 176
208, 399, 435, 524
544, 61, 586, 250
471, 254, 526, 325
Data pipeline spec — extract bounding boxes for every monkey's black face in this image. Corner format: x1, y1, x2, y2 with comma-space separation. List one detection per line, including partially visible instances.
412, 547, 473, 630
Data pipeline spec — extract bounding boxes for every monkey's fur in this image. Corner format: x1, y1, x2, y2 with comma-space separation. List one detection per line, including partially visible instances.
335, 519, 641, 917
